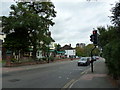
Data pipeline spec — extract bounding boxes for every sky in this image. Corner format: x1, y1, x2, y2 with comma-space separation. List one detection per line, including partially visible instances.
0, 0, 119, 47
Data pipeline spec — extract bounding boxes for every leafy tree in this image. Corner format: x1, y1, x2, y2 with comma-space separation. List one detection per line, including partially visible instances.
97, 25, 120, 79
111, 1, 120, 28
3, 27, 30, 53
89, 1, 120, 79
97, 26, 117, 49
2, 2, 56, 59
76, 47, 86, 57
85, 44, 100, 57
55, 44, 61, 51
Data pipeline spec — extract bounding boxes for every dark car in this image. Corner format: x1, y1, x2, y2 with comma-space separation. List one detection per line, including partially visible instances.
78, 57, 90, 66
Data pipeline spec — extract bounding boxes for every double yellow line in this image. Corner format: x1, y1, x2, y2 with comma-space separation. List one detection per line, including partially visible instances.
62, 79, 75, 88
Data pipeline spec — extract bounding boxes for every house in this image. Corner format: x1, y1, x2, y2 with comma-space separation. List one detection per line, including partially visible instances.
36, 42, 56, 59
60, 44, 76, 58
0, 19, 6, 61
0, 32, 6, 60
36, 36, 56, 59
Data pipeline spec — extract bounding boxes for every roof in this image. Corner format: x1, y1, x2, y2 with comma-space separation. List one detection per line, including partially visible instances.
57, 51, 65, 54
60, 45, 74, 50
49, 49, 55, 52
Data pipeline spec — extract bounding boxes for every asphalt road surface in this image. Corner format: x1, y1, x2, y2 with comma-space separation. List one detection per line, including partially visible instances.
2, 60, 90, 88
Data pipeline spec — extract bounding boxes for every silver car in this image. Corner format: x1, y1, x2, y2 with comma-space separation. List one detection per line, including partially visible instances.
78, 57, 90, 66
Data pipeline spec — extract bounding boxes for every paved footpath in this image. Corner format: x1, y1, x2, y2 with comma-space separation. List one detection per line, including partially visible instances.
69, 58, 120, 89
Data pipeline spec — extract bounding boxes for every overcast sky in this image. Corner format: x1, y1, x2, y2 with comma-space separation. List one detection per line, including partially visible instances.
0, 0, 119, 47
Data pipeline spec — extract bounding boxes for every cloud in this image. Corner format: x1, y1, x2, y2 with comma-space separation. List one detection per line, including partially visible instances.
50, 1, 117, 47
1, 1, 15, 16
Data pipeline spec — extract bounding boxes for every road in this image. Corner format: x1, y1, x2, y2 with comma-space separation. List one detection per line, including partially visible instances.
2, 59, 90, 88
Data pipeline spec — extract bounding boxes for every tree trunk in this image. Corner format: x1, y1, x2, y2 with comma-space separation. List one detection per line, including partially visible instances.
32, 45, 37, 61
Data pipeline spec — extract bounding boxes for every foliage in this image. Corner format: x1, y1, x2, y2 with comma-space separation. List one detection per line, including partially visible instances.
76, 44, 100, 57
111, 1, 120, 28
42, 57, 47, 61
97, 25, 120, 79
76, 47, 85, 57
97, 26, 117, 49
85, 44, 100, 56
94, 3, 120, 79
2, 2, 56, 59
55, 44, 61, 51
3, 27, 30, 53
103, 39, 120, 79
11, 57, 18, 63
49, 56, 54, 61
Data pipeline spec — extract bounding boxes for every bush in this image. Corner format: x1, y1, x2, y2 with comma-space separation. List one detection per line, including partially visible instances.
49, 56, 54, 62
42, 57, 47, 61
11, 58, 18, 63
103, 40, 120, 79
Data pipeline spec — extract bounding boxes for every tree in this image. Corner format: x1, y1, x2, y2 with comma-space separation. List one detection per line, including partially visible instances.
97, 25, 120, 79
85, 44, 100, 57
3, 27, 30, 53
93, 1, 120, 79
111, 1, 120, 28
2, 2, 56, 59
97, 26, 117, 49
55, 44, 61, 51
76, 47, 86, 57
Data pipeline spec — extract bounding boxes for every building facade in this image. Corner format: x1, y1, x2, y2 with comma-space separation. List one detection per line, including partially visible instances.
61, 44, 76, 58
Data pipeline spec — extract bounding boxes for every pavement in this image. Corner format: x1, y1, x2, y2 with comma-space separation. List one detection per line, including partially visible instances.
68, 58, 120, 89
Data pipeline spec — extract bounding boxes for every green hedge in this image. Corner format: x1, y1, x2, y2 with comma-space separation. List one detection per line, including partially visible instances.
103, 39, 120, 79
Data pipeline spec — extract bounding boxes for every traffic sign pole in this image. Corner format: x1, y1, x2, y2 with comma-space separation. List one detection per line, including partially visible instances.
91, 45, 96, 73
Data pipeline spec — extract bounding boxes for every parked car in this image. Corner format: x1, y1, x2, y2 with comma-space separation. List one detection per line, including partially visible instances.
95, 56, 99, 60
78, 57, 90, 66
93, 56, 99, 60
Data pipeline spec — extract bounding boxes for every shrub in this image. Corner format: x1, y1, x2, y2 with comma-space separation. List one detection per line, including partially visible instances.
49, 56, 54, 62
103, 40, 120, 79
42, 57, 47, 61
11, 58, 18, 63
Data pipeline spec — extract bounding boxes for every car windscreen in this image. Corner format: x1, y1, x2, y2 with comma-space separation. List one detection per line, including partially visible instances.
80, 58, 87, 61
